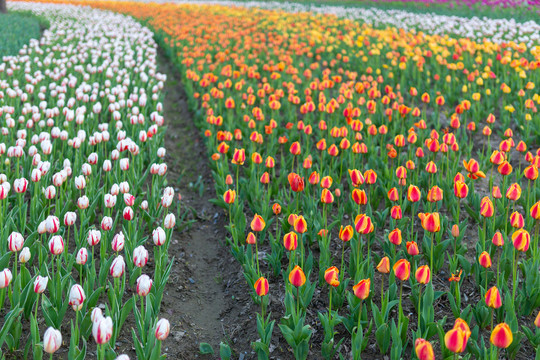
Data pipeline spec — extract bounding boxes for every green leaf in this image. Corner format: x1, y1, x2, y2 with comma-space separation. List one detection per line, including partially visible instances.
199, 342, 214, 354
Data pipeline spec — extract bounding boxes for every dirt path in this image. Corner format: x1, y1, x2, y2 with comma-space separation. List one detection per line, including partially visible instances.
156, 50, 255, 360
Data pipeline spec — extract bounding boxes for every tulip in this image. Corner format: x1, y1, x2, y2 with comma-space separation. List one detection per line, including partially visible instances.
111, 233, 125, 252
254, 277, 269, 297
377, 257, 390, 274
93, 316, 113, 345
43, 327, 62, 354
76, 248, 88, 265
136, 274, 153, 296
155, 318, 170, 341
69, 284, 86, 311
110, 256, 125, 278
415, 338, 434, 360
289, 265, 306, 288
133, 246, 149, 268
324, 266, 340, 287
49, 235, 64, 255
251, 214, 265, 232
406, 241, 419, 256
535, 311, 540, 328
283, 232, 298, 252
445, 327, 466, 353
352, 279, 370, 300
87, 229, 101, 246
388, 228, 402, 246
46, 216, 60, 234
223, 189, 236, 204
164, 213, 176, 229
152, 227, 166, 246
415, 265, 431, 284
34, 275, 48, 294
19, 247, 30, 263
8, 231, 24, 252
64, 212, 77, 226
490, 323, 513, 349
485, 286, 502, 309
479, 251, 492, 268
123, 206, 134, 221
293, 215, 307, 234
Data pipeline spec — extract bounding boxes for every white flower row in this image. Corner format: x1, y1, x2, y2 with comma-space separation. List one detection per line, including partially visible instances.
130, 0, 539, 47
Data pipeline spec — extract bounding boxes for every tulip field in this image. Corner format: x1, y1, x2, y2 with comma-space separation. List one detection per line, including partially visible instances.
2, 0, 540, 359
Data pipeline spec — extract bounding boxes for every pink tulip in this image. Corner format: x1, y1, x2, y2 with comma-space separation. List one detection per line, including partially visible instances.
43, 327, 62, 354
155, 318, 170, 341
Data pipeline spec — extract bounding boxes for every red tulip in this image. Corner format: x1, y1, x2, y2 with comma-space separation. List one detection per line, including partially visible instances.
490, 323, 513, 348
254, 277, 269, 296
289, 265, 306, 287
393, 259, 411, 281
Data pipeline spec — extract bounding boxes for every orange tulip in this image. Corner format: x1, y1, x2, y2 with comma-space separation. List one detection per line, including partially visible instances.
320, 176, 333, 189
407, 185, 421, 202
339, 225, 354, 242
451, 224, 460, 238
427, 186, 443, 202
232, 148, 246, 165
324, 266, 340, 287
387, 187, 399, 202
479, 251, 492, 268
512, 229, 530, 252
289, 265, 306, 287
352, 279, 370, 300
509, 211, 524, 228
223, 189, 236, 204
288, 173, 305, 192
393, 259, 411, 281
506, 183, 521, 201
524, 165, 538, 181
415, 338, 434, 360
490, 323, 513, 349
348, 169, 364, 187
251, 214, 265, 232
530, 201, 540, 220
406, 241, 419, 256
388, 228, 402, 245
418, 212, 441, 233
415, 265, 431, 284
294, 215, 307, 234
485, 286, 502, 309
254, 277, 269, 297
246, 232, 256, 245
390, 205, 402, 220
492, 231, 504, 247
272, 203, 281, 215
463, 158, 486, 179
445, 328, 466, 353
321, 189, 334, 204
289, 141, 301, 155
453, 180, 469, 199
352, 189, 367, 205
498, 161, 513, 176
535, 311, 540, 328
377, 257, 390, 274
283, 232, 298, 251
354, 214, 373, 235
480, 196, 494, 217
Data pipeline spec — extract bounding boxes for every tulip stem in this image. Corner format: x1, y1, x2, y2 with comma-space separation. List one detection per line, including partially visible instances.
34, 293, 39, 321
417, 285, 422, 331
380, 276, 384, 305
328, 288, 332, 322
430, 232, 434, 272
357, 299, 363, 334
512, 249, 518, 306
398, 281, 403, 331
255, 241, 260, 276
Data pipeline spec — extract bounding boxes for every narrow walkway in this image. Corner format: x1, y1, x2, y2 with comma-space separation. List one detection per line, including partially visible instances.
157, 50, 254, 359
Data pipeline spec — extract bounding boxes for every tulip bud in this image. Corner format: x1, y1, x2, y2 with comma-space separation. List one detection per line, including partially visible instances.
324, 266, 340, 287
155, 318, 170, 341
43, 327, 62, 354
485, 286, 502, 309
110, 256, 125, 278
415, 265, 431, 284
490, 323, 513, 349
123, 206, 134, 221
254, 277, 269, 296
69, 284, 86, 311
76, 248, 88, 265
0, 269, 12, 288
415, 338, 435, 360
49, 235, 64, 255
133, 246, 148, 268
352, 279, 370, 300
289, 265, 306, 287
87, 229, 101, 246
406, 241, 419, 256
8, 232, 24, 252
64, 212, 77, 226
34, 275, 48, 294
393, 259, 411, 281
93, 316, 113, 345
101, 216, 113, 231
250, 214, 265, 232
136, 274, 153, 296
77, 195, 89, 209
377, 257, 390, 274
19, 247, 31, 263
478, 251, 492, 268
152, 227, 166, 246
164, 213, 176, 229
45, 215, 60, 234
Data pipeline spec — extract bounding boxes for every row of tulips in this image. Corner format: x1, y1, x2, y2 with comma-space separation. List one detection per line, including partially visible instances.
1, 3, 178, 359
25, 0, 540, 358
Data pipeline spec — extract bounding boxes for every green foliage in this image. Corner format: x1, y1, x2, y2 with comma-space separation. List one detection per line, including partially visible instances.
0, 11, 48, 57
